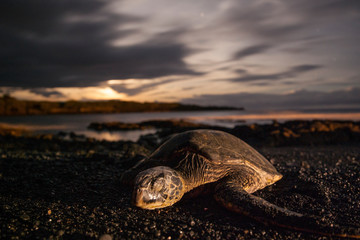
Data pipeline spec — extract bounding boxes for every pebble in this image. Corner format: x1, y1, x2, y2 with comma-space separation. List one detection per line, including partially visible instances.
99, 234, 112, 240
178, 230, 184, 238
20, 214, 30, 221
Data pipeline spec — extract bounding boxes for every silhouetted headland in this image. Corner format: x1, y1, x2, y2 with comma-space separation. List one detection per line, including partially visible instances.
0, 95, 242, 116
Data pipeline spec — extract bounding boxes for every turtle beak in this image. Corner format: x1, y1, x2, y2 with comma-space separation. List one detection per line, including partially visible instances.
132, 188, 144, 207
132, 188, 157, 209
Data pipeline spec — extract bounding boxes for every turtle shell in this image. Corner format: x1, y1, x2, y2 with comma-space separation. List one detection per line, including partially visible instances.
149, 129, 280, 177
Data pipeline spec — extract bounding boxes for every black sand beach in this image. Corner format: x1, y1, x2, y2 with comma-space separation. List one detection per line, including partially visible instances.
1, 121, 360, 239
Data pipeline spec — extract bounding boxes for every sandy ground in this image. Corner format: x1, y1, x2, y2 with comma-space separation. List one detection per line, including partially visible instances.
1, 132, 360, 239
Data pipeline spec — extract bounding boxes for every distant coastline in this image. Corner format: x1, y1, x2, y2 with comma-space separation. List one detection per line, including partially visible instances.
0, 95, 242, 116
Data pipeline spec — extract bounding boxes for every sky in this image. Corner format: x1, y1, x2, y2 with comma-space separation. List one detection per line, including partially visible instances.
1, 0, 360, 110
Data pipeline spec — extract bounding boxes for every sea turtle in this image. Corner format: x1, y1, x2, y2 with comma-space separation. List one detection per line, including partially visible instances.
121, 129, 360, 238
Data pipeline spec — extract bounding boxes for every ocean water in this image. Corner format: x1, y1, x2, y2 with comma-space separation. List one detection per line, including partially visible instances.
1, 109, 359, 141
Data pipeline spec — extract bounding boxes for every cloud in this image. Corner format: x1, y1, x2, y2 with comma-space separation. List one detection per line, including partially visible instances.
109, 78, 178, 96
182, 88, 360, 110
231, 64, 322, 82
221, 0, 360, 47
1, 0, 359, 106
299, 0, 360, 19
233, 44, 272, 60
0, 0, 198, 88
221, 1, 307, 41
29, 89, 65, 98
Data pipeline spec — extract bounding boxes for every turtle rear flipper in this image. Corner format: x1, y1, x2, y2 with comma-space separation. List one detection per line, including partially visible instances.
214, 178, 360, 239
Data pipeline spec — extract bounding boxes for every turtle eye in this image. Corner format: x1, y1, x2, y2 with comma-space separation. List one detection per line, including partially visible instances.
139, 177, 151, 188
152, 178, 165, 192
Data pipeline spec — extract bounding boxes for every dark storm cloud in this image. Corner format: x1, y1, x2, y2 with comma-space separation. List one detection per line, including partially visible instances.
233, 44, 272, 60
182, 88, 360, 110
231, 64, 322, 82
0, 0, 198, 88
1, 0, 107, 35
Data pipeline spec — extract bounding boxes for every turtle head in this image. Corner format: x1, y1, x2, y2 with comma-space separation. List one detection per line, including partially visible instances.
132, 166, 185, 209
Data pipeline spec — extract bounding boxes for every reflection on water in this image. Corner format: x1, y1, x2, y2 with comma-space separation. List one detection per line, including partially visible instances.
75, 129, 157, 142
1, 110, 360, 141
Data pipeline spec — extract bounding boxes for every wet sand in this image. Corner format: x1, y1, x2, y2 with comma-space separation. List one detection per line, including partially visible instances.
1, 125, 360, 239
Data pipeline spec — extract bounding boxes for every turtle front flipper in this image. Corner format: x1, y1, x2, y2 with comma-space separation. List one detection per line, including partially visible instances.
214, 177, 360, 239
